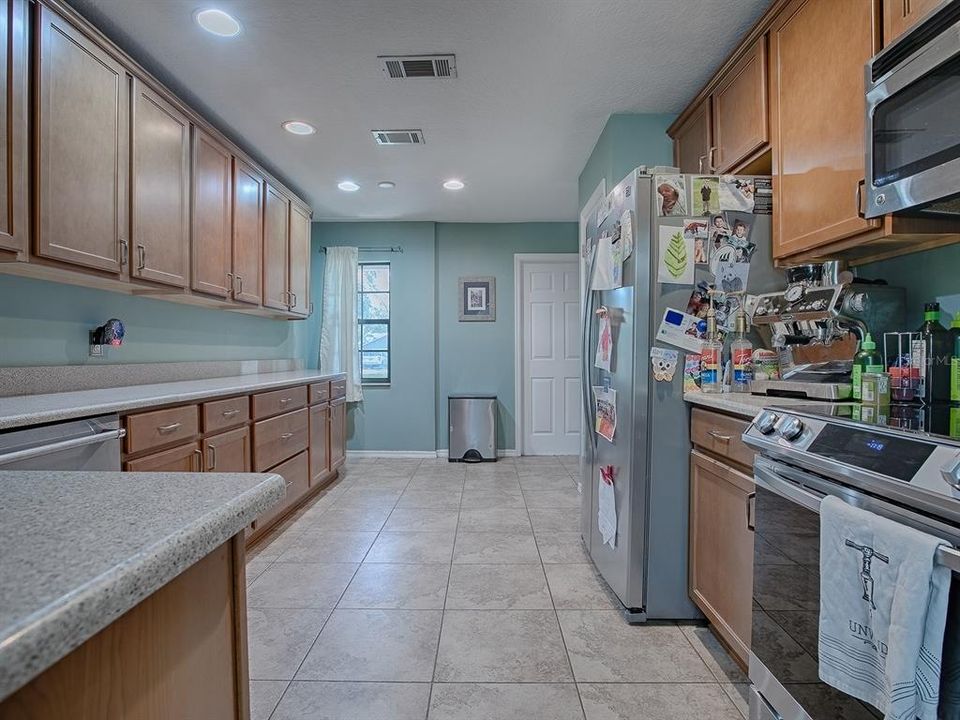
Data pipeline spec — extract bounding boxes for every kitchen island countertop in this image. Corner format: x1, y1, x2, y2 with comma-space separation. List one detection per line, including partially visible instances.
0, 470, 284, 702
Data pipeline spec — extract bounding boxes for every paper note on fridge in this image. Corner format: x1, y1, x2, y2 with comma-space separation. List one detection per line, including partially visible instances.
656, 308, 705, 354
657, 225, 694, 285
598, 473, 617, 548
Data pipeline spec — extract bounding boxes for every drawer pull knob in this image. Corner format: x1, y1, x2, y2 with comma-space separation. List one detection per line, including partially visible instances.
158, 422, 182, 434
280, 397, 294, 405
281, 432, 294, 440
707, 429, 732, 442
222, 409, 240, 418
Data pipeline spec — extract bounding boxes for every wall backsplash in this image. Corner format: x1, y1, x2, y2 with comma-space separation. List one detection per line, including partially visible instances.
0, 274, 309, 367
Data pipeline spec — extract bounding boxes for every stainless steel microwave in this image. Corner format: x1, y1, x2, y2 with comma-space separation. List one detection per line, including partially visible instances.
864, 0, 960, 218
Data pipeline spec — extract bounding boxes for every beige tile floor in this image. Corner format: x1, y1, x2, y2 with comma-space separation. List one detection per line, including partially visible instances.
246, 456, 749, 720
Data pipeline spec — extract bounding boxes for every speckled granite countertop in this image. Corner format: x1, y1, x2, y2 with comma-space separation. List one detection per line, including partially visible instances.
684, 391, 839, 418
0, 471, 284, 701
0, 370, 344, 430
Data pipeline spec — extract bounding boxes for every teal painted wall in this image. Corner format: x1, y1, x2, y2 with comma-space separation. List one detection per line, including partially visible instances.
313, 222, 437, 452
858, 244, 960, 327
578, 113, 675, 211
312, 221, 577, 452
0, 274, 306, 366
434, 222, 578, 450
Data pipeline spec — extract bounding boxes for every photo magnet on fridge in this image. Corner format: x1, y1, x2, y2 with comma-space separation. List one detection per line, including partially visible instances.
682, 218, 709, 265
650, 346, 679, 382
655, 174, 687, 216
691, 176, 719, 216
719, 175, 755, 212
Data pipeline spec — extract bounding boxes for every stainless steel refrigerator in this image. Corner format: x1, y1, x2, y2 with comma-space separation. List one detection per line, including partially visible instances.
579, 168, 782, 621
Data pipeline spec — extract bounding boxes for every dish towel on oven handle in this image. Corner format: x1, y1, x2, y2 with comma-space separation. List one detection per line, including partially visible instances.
818, 495, 952, 720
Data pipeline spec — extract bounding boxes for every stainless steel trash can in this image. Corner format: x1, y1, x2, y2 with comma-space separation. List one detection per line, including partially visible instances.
448, 395, 497, 462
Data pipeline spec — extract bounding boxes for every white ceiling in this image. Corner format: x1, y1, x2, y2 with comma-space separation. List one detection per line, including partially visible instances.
71, 0, 769, 222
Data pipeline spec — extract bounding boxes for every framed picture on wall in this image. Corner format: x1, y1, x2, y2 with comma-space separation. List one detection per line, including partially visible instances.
458, 276, 496, 322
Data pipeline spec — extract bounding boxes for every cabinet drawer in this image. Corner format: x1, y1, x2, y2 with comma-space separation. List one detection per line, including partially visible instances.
690, 407, 754, 468
253, 408, 309, 471
252, 385, 307, 419
124, 441, 200, 472
202, 395, 250, 433
310, 381, 330, 405
330, 378, 347, 400
257, 450, 309, 529
125, 405, 199, 455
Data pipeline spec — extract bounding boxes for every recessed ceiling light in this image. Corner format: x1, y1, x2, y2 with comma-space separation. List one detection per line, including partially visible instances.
377, 181, 396, 189
282, 120, 316, 136
443, 179, 465, 190
338, 180, 360, 192
195, 9, 241, 37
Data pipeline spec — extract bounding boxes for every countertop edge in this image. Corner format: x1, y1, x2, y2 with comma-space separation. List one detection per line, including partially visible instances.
0, 472, 285, 702
0, 371, 346, 431
684, 391, 768, 418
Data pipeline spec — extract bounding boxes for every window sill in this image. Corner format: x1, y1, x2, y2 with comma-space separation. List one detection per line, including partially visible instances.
362, 382, 391, 388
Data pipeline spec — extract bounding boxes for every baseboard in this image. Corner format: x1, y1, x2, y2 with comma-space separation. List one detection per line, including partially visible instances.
346, 450, 438, 459
435, 449, 519, 459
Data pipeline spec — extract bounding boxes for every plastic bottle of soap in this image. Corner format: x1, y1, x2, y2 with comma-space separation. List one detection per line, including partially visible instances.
852, 333, 884, 401
701, 292, 723, 394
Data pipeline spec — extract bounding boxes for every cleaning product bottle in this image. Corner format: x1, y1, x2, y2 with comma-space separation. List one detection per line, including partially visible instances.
701, 290, 723, 394
730, 296, 753, 394
950, 313, 960, 403
919, 302, 952, 403
852, 333, 884, 401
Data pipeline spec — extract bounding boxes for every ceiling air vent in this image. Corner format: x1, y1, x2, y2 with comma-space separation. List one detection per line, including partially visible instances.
372, 129, 425, 146
378, 54, 457, 79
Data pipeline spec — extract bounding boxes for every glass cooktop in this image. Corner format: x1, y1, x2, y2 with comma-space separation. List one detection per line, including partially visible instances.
771, 402, 960, 445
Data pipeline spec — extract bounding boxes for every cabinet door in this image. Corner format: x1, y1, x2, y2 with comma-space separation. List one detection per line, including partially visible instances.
711, 37, 768, 173
131, 80, 190, 287
203, 426, 250, 473
689, 450, 754, 666
232, 158, 263, 305
125, 441, 201, 472
36, 4, 128, 274
883, 0, 940, 45
256, 450, 309, 531
289, 202, 312, 316
191, 127, 232, 297
262, 183, 290, 311
672, 98, 712, 174
329, 399, 346, 470
309, 403, 330, 484
769, 0, 881, 258
0, 0, 26, 258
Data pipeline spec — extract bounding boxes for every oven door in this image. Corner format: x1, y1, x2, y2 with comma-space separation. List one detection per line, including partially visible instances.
749, 455, 960, 720
865, 10, 960, 218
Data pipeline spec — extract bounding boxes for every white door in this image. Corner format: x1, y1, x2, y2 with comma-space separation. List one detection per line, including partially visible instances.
520, 258, 581, 455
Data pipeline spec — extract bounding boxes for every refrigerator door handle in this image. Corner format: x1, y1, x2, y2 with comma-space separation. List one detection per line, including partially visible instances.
581, 248, 598, 454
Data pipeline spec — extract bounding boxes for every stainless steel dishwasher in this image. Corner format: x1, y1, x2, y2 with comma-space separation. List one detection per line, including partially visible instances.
0, 414, 124, 470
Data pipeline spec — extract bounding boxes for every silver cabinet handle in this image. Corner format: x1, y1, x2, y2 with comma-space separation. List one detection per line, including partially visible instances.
279, 397, 293, 405
136, 244, 146, 272
208, 444, 217, 470
708, 146, 717, 171
698, 154, 706, 173
235, 274, 244, 296
746, 492, 756, 531
707, 429, 732, 442
157, 422, 182, 434
281, 432, 294, 440
119, 239, 128, 267
289, 291, 297, 308
0, 428, 125, 466
222, 409, 240, 418
193, 448, 202, 471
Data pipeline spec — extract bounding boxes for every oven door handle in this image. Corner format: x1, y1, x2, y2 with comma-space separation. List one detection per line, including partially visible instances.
0, 428, 126, 467
753, 456, 960, 573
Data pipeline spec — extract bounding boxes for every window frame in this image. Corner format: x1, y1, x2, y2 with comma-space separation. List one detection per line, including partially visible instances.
357, 262, 391, 385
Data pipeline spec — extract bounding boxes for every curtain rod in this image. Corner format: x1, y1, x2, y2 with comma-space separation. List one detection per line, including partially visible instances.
318, 246, 404, 254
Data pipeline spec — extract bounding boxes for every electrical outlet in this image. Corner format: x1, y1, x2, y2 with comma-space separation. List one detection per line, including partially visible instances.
89, 343, 103, 358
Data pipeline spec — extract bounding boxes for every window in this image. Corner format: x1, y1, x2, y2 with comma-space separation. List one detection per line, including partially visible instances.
357, 263, 390, 384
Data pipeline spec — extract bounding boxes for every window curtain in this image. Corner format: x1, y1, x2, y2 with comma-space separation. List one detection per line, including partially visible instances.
319, 246, 363, 402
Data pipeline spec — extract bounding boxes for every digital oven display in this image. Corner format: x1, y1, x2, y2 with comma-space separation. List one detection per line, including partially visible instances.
807, 426, 935, 481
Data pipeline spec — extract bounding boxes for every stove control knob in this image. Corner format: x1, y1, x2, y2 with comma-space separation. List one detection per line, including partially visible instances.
778, 416, 805, 441
755, 410, 779, 435
940, 454, 960, 490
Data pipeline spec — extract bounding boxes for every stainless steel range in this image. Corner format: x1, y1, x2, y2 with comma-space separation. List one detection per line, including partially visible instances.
742, 404, 960, 720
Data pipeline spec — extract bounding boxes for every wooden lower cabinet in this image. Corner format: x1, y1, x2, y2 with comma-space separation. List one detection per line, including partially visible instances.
0, 538, 249, 719
124, 441, 200, 472
689, 449, 755, 667
309, 402, 331, 484
255, 450, 309, 531
203, 426, 250, 473
252, 407, 309, 472
329, 399, 346, 470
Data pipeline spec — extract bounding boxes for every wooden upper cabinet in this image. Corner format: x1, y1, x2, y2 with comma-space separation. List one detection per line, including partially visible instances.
671, 98, 712, 174
262, 183, 290, 311
711, 37, 768, 173
232, 158, 264, 305
131, 79, 190, 288
883, 0, 940, 45
0, 0, 27, 259
35, 4, 128, 274
191, 127, 233, 298
769, 0, 880, 258
289, 202, 312, 316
